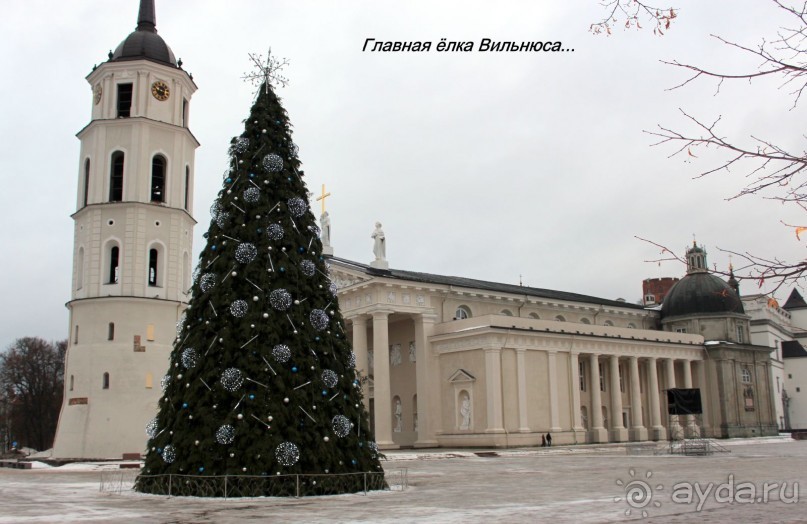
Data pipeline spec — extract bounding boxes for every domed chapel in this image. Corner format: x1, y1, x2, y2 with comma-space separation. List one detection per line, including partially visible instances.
52, 0, 778, 459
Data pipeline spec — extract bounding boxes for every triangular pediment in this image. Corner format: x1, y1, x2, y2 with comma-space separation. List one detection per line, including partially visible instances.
448, 369, 475, 383
329, 267, 371, 290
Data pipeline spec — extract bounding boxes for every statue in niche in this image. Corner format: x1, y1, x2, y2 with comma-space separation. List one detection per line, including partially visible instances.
394, 398, 403, 432
409, 342, 416, 363
372, 222, 386, 261
390, 344, 402, 367
459, 392, 471, 430
320, 211, 331, 246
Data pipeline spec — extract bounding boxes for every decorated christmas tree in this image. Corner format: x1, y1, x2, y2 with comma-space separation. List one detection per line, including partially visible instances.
136, 53, 385, 497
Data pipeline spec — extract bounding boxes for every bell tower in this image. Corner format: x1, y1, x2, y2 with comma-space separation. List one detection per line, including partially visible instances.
53, 0, 198, 459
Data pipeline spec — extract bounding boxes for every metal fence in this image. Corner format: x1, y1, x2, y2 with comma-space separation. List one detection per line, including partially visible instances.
100, 468, 407, 498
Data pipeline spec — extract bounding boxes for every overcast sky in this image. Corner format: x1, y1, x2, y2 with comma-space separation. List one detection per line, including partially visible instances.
1, 0, 804, 349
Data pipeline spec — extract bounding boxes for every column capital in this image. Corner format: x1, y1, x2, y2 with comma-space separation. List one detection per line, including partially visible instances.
416, 312, 438, 324
348, 314, 369, 325
369, 307, 395, 319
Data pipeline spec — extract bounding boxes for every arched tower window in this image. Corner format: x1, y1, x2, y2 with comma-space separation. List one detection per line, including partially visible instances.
109, 152, 124, 202
117, 83, 132, 118
108, 245, 120, 284
151, 155, 166, 203
148, 248, 159, 286
184, 166, 190, 210
102, 372, 110, 390
83, 158, 90, 207
182, 98, 189, 127
108, 322, 115, 341
69, 375, 74, 391
500, 309, 513, 316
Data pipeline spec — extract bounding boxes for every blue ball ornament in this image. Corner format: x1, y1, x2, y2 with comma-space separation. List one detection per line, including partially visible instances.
182, 402, 188, 408
249, 173, 255, 178
256, 228, 263, 234
292, 366, 298, 373
226, 177, 232, 183
287, 177, 292, 182
298, 247, 305, 253
322, 390, 328, 396
199, 467, 205, 472
280, 267, 286, 273
211, 245, 217, 251
315, 336, 320, 342
351, 459, 357, 465
249, 394, 255, 400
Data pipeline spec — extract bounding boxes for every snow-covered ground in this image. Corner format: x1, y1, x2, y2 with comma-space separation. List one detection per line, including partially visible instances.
1, 438, 805, 523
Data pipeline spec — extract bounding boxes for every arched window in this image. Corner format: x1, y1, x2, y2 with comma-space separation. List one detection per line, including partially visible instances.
555, 315, 566, 322
528, 312, 540, 319
183, 252, 190, 293
148, 248, 159, 286
108, 245, 120, 284
627, 323, 636, 329
603, 320, 615, 327
455, 305, 471, 320
69, 375, 74, 391
76, 247, 84, 290
102, 372, 110, 389
109, 152, 124, 202
83, 158, 90, 207
151, 155, 166, 202
580, 317, 591, 325
182, 98, 189, 127
74, 325, 79, 344
741, 367, 752, 384
108, 322, 115, 341
500, 309, 513, 316
184, 166, 190, 210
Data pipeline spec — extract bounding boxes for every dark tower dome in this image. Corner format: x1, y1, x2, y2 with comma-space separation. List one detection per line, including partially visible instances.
110, 0, 177, 66
660, 242, 745, 318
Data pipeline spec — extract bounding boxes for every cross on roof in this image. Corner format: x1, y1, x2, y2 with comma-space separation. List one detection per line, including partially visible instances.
316, 184, 332, 214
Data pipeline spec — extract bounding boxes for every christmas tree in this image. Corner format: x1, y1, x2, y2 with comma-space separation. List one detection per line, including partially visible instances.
136, 54, 385, 497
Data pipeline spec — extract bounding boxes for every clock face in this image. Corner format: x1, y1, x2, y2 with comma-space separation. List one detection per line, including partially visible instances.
93, 84, 102, 105
151, 81, 170, 101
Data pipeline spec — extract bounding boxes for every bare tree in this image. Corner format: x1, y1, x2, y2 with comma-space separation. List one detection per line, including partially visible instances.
590, 0, 678, 35
644, 1, 807, 292
0, 338, 66, 451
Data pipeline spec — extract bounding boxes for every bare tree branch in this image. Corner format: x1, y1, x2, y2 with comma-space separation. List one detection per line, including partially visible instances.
590, 0, 678, 35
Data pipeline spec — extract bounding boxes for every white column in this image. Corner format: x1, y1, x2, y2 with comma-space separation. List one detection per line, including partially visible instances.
414, 313, 438, 448
695, 360, 711, 437
484, 348, 505, 434
681, 359, 699, 437
516, 349, 530, 432
547, 351, 561, 432
647, 357, 666, 441
628, 356, 647, 441
569, 352, 584, 436
351, 315, 369, 413
609, 356, 627, 442
372, 310, 397, 449
665, 358, 681, 437
589, 353, 607, 442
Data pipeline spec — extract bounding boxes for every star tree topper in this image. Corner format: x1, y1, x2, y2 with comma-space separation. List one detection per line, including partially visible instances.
242, 48, 290, 93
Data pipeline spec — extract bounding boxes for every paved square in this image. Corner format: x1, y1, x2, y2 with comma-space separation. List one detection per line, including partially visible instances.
1, 439, 805, 523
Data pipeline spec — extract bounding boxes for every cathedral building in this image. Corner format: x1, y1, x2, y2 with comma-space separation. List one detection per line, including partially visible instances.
53, 0, 779, 458
52, 0, 197, 459
331, 242, 778, 448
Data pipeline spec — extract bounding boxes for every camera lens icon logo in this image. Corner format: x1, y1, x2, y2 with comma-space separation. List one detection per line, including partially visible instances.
614, 468, 663, 518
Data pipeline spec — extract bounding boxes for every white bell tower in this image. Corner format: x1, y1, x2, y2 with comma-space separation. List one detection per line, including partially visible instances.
53, 0, 198, 459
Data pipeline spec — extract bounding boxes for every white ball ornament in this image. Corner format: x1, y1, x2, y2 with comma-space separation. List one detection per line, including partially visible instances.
231, 271, 237, 277
294, 300, 300, 305
324, 436, 330, 442
253, 296, 259, 302
267, 416, 273, 422
177, 374, 183, 379
283, 397, 289, 403
227, 190, 232, 194
263, 313, 269, 318
237, 414, 244, 420
195, 440, 200, 445
243, 467, 247, 472
230, 453, 235, 458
